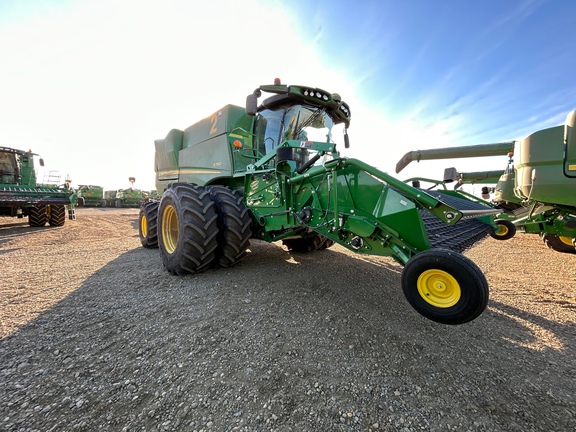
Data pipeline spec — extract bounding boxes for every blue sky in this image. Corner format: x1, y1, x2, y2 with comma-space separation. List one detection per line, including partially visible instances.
0, 0, 574, 193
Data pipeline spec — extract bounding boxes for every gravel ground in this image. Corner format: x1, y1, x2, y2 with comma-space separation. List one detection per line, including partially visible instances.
1, 207, 575, 431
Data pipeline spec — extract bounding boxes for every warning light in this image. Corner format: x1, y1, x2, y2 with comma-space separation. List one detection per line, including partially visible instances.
233, 140, 242, 148
274, 78, 281, 85
507, 152, 514, 157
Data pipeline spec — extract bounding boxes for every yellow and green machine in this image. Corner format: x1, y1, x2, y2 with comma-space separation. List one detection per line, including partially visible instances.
139, 80, 508, 325
0, 146, 76, 227
396, 112, 576, 254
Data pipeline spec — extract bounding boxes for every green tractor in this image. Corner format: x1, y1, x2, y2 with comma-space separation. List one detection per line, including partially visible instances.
76, 185, 104, 207
395, 114, 576, 254
0, 146, 76, 226
139, 79, 506, 325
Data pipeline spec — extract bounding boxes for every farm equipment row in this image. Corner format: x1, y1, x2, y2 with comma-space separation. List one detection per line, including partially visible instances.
138, 79, 509, 325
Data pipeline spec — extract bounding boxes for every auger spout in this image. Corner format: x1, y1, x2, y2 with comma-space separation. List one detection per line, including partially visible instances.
395, 142, 515, 173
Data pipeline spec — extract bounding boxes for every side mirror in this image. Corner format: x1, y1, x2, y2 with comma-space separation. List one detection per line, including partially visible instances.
246, 89, 261, 116
246, 94, 258, 116
443, 167, 458, 183
39, 158, 45, 167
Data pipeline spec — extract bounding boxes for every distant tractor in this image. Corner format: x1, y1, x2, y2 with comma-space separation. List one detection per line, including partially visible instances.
396, 112, 576, 253
76, 185, 104, 207
136, 80, 509, 325
0, 146, 76, 226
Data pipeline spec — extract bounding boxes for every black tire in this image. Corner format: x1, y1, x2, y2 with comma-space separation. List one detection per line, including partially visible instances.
490, 219, 516, 240
283, 234, 335, 253
208, 186, 252, 267
542, 234, 576, 254
115, 199, 122, 208
48, 204, 66, 227
401, 248, 489, 325
100, 199, 107, 207
28, 204, 47, 227
139, 201, 159, 248
77, 197, 85, 207
158, 183, 219, 275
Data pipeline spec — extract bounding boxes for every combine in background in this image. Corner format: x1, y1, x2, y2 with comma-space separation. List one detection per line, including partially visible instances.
396, 112, 576, 253
0, 146, 76, 227
76, 185, 104, 207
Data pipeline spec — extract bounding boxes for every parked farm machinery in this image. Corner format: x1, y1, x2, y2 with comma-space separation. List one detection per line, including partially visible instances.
76, 185, 104, 207
138, 79, 508, 325
0, 146, 76, 226
396, 113, 576, 253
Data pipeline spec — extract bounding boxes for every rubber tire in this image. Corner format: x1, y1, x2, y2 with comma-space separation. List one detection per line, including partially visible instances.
542, 234, 576, 254
77, 197, 85, 207
401, 248, 489, 325
283, 235, 335, 253
48, 204, 66, 227
208, 186, 252, 267
29, 204, 47, 227
139, 201, 159, 248
158, 183, 219, 275
115, 199, 122, 208
490, 219, 516, 240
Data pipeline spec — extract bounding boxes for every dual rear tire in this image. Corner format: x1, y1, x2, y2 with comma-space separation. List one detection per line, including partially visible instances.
144, 183, 252, 275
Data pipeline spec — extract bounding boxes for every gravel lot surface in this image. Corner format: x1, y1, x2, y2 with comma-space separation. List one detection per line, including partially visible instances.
1, 207, 575, 431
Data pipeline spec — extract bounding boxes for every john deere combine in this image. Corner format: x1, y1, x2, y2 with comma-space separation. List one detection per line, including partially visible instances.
396, 112, 576, 253
139, 80, 505, 325
76, 185, 104, 207
0, 146, 76, 226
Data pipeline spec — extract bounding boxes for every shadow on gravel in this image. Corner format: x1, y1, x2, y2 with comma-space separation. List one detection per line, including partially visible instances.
1, 242, 575, 431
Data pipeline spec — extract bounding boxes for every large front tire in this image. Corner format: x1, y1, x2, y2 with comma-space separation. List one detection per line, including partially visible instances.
29, 204, 47, 227
542, 234, 576, 254
139, 201, 159, 248
401, 249, 489, 325
48, 204, 66, 227
208, 186, 252, 267
158, 183, 219, 275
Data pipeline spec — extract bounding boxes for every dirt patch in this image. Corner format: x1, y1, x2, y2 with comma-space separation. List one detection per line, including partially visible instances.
1, 208, 575, 431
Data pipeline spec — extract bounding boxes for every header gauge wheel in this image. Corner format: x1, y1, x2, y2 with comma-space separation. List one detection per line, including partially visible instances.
402, 248, 489, 325
490, 219, 516, 240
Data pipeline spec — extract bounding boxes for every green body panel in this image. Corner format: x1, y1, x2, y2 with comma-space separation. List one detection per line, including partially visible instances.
514, 125, 576, 206
155, 105, 256, 194
0, 146, 75, 219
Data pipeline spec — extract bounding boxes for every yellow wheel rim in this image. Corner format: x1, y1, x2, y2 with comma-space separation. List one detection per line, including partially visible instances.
559, 236, 573, 246
140, 215, 148, 237
417, 269, 461, 308
161, 205, 178, 254
495, 224, 508, 236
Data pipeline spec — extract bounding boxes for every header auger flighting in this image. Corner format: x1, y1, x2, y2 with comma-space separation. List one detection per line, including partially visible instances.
139, 79, 503, 325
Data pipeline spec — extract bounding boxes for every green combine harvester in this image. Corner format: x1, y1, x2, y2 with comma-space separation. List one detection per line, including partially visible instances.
0, 146, 76, 226
76, 185, 104, 207
139, 79, 508, 325
396, 112, 576, 254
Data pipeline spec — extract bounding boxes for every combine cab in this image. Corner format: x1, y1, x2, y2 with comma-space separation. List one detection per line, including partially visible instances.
139, 80, 505, 325
396, 113, 576, 253
0, 147, 76, 227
